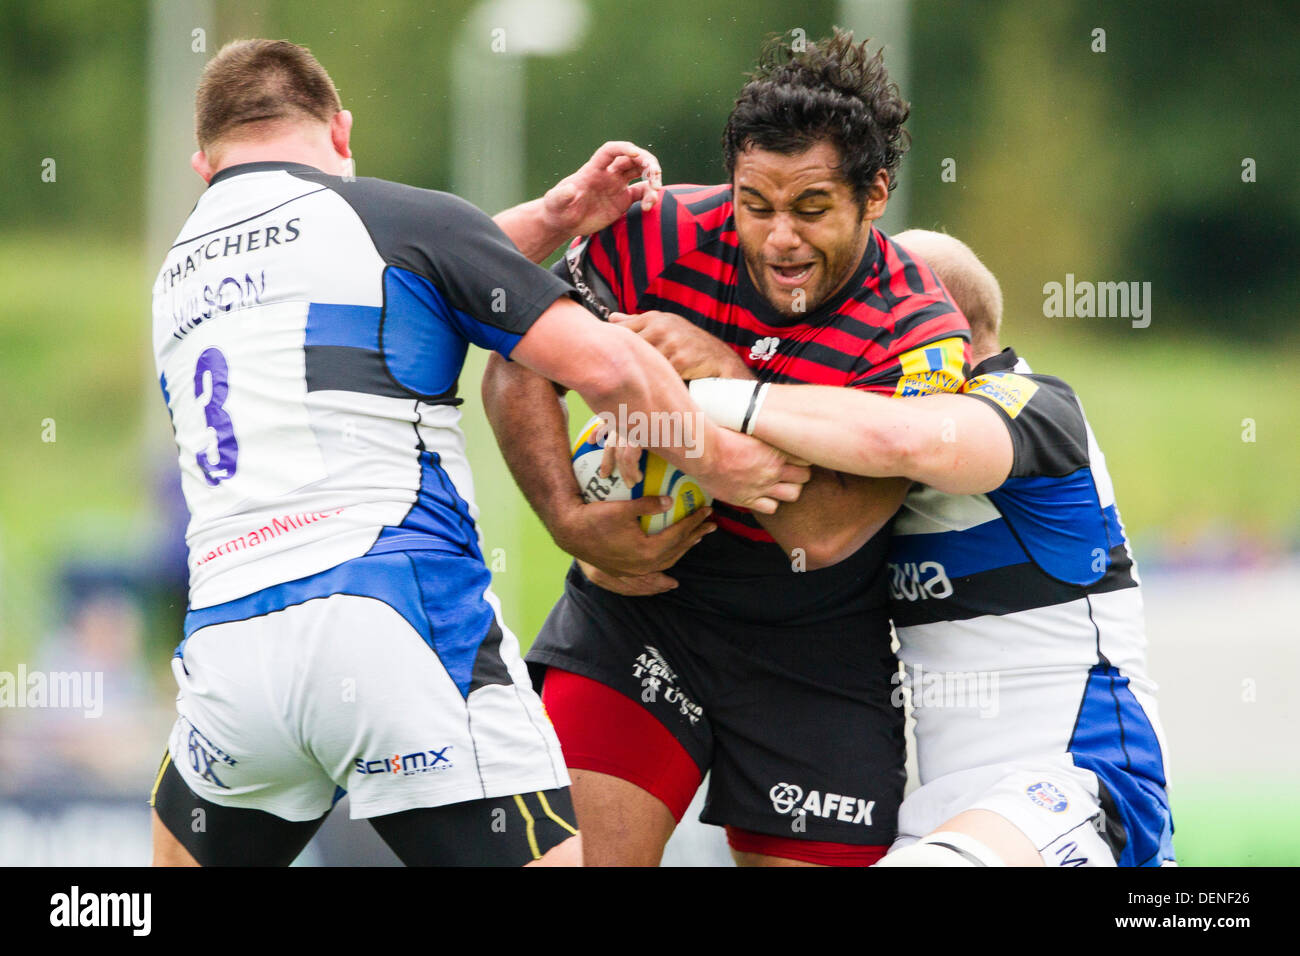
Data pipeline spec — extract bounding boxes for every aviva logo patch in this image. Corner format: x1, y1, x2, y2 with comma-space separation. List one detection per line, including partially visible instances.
962, 371, 1039, 419
893, 338, 966, 397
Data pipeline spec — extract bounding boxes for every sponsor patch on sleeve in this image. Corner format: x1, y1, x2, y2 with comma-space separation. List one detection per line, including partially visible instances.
892, 337, 967, 397
962, 371, 1039, 419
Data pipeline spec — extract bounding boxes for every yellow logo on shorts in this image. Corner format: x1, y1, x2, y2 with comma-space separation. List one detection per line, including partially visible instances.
893, 338, 967, 397
962, 372, 1039, 419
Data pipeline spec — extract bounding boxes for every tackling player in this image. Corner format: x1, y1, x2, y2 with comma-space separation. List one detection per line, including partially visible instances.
485, 31, 970, 865
689, 230, 1175, 866
148, 39, 806, 866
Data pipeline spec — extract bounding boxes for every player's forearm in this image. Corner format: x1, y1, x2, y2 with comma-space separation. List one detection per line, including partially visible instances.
755, 385, 913, 477
759, 385, 1019, 494
511, 306, 718, 478
564, 325, 738, 482
689, 380, 911, 477
481, 354, 587, 545
754, 469, 910, 570
513, 300, 800, 511
493, 199, 571, 264
691, 379, 1012, 494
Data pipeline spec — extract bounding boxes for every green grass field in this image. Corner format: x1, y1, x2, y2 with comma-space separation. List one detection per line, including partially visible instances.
1169, 779, 1300, 866
0, 235, 156, 664
1, 231, 1297, 864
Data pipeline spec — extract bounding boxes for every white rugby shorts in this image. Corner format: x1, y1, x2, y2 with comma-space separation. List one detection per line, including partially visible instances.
167, 552, 568, 821
888, 757, 1117, 867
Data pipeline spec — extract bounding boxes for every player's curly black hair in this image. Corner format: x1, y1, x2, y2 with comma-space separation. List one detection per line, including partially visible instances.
722, 29, 911, 203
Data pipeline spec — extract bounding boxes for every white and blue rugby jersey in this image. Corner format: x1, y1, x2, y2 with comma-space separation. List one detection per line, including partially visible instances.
151, 161, 572, 610
888, 348, 1174, 866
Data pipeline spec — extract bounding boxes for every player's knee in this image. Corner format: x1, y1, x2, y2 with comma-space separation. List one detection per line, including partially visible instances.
874, 831, 1007, 867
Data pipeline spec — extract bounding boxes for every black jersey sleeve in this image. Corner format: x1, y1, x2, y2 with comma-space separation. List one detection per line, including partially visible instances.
324, 176, 575, 336
961, 372, 1091, 478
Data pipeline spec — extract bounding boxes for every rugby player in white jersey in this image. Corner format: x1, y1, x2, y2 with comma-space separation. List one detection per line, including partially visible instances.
674, 230, 1175, 866
148, 39, 807, 866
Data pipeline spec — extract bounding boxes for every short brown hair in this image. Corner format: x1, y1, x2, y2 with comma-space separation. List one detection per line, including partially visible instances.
195, 39, 341, 151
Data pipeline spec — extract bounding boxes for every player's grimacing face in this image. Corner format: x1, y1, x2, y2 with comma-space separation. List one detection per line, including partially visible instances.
733, 141, 886, 317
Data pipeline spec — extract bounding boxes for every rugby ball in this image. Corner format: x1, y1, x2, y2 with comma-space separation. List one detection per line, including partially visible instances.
571, 415, 711, 534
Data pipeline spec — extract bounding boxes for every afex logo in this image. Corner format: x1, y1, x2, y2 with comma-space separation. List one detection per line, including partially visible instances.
769, 782, 875, 826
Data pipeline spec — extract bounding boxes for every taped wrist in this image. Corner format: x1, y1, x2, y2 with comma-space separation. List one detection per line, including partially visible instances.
873, 830, 1008, 867
688, 378, 769, 435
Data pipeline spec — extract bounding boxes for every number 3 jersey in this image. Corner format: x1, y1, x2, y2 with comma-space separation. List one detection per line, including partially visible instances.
151, 162, 572, 610
887, 347, 1174, 866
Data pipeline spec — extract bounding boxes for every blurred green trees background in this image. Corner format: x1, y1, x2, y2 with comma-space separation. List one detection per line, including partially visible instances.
6, 0, 1298, 325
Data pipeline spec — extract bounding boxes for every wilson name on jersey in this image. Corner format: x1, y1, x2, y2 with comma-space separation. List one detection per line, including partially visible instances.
152, 162, 571, 609
888, 348, 1174, 866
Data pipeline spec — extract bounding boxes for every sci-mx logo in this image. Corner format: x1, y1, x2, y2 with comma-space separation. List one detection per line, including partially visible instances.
354, 746, 454, 776
769, 782, 875, 826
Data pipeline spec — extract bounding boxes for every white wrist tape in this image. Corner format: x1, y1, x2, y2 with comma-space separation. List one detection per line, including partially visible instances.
873, 831, 1008, 867
688, 378, 769, 435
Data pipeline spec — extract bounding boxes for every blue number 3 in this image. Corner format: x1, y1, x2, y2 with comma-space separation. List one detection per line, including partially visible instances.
194, 347, 239, 486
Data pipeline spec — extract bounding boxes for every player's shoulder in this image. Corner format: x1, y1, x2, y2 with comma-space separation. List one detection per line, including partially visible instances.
618, 183, 734, 253
963, 352, 1094, 483
302, 172, 483, 229
295, 172, 508, 279
660, 183, 733, 217
842, 229, 965, 340
1021, 371, 1082, 407
875, 229, 953, 300
580, 183, 734, 294
969, 371, 1081, 417
963, 352, 1078, 415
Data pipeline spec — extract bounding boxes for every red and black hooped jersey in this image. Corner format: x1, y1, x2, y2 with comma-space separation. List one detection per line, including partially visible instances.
557, 184, 971, 626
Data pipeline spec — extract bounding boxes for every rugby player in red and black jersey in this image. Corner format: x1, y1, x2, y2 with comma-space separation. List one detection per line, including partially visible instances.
487, 30, 970, 865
